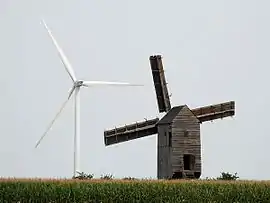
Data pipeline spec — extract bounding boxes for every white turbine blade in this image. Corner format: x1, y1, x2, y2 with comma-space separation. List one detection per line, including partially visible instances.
41, 19, 77, 82
35, 90, 74, 148
82, 81, 144, 87
68, 85, 76, 99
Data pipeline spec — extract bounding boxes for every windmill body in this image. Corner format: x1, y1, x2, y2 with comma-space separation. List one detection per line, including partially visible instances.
35, 19, 143, 178
104, 55, 235, 179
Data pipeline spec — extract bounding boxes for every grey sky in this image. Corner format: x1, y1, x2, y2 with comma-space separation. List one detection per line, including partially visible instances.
0, 0, 269, 180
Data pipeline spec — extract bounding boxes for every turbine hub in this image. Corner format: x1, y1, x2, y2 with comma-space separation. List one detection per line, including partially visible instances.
74, 80, 83, 87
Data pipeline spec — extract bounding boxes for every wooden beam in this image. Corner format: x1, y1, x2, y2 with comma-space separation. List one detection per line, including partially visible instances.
191, 101, 235, 123
149, 55, 171, 113
104, 118, 159, 146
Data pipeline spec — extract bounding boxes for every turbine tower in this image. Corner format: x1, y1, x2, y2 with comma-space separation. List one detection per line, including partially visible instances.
35, 19, 143, 177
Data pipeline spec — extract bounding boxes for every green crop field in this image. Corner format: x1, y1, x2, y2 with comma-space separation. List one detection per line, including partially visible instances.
0, 178, 270, 202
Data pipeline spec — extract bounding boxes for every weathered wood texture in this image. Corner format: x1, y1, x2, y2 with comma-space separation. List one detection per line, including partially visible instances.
171, 106, 201, 178
157, 105, 201, 179
149, 55, 171, 113
191, 101, 235, 123
102, 54, 235, 179
104, 101, 235, 179
104, 118, 159, 146
157, 125, 172, 179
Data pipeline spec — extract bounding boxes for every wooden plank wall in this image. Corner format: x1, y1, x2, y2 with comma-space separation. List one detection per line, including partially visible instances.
157, 124, 172, 179
171, 106, 201, 176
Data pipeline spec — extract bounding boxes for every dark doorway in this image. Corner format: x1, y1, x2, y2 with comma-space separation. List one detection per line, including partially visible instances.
183, 154, 195, 170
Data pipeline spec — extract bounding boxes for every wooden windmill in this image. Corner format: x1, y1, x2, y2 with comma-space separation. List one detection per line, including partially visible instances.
104, 55, 235, 179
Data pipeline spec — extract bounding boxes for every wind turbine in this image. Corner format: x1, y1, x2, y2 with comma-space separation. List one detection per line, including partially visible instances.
35, 19, 143, 177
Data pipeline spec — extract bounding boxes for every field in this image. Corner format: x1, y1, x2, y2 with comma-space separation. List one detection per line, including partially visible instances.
0, 178, 270, 202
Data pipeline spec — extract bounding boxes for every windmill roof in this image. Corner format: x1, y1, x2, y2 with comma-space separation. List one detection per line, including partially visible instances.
158, 105, 186, 124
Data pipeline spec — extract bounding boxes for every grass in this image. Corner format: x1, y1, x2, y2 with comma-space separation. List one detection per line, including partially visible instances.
0, 178, 270, 202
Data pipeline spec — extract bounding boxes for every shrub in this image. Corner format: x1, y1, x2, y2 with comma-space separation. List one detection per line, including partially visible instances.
122, 177, 138, 181
100, 174, 113, 180
217, 172, 239, 181
72, 172, 94, 180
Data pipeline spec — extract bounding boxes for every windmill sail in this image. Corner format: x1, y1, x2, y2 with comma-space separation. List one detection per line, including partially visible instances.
149, 55, 171, 113
191, 101, 235, 123
104, 118, 159, 146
